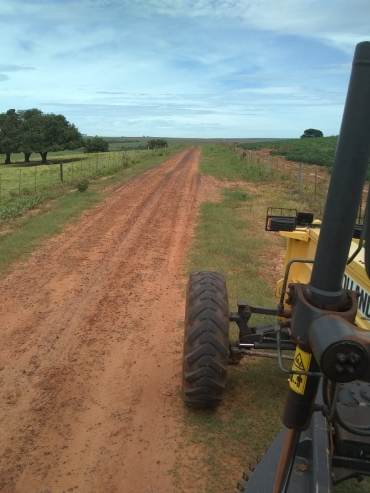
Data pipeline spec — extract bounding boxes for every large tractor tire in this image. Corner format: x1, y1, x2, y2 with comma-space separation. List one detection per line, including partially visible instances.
182, 271, 230, 409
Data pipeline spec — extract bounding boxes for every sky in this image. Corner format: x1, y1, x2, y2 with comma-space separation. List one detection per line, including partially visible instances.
0, 0, 369, 138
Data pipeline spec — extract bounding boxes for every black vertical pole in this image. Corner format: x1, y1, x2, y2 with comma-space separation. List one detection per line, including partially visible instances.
308, 42, 370, 304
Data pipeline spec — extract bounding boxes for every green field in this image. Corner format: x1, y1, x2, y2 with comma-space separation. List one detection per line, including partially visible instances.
239, 136, 339, 168
104, 136, 270, 151
0, 136, 275, 163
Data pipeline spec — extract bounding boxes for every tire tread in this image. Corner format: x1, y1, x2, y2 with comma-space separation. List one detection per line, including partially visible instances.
182, 271, 229, 409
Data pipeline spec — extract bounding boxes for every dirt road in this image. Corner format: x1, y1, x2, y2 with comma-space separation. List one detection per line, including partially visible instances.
0, 147, 203, 493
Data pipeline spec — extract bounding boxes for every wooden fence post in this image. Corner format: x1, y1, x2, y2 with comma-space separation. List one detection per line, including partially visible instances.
298, 163, 303, 192
60, 162, 64, 183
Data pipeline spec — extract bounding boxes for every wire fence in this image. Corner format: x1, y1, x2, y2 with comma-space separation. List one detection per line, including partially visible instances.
0, 150, 148, 205
233, 146, 368, 219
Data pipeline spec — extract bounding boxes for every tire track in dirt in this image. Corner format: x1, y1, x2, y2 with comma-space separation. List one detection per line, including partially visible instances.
0, 147, 202, 493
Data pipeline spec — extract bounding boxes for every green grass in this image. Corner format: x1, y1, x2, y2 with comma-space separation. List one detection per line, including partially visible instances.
176, 143, 370, 493
0, 193, 47, 220
0, 189, 101, 274
202, 143, 329, 216
201, 143, 289, 184
188, 188, 277, 334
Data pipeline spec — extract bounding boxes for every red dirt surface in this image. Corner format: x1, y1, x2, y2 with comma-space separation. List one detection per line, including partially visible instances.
0, 147, 203, 493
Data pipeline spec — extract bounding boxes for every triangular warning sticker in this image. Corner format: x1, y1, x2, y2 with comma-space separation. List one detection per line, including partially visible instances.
294, 352, 305, 371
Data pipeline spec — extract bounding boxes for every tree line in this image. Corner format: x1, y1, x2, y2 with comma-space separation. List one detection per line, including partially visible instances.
147, 138, 168, 149
0, 108, 83, 164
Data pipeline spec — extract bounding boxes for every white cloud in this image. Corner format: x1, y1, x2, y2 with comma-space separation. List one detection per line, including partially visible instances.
84, 0, 369, 51
0, 0, 367, 137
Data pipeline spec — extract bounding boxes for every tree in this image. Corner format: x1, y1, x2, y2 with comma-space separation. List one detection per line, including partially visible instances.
147, 138, 168, 149
84, 136, 109, 153
300, 128, 323, 138
0, 109, 21, 164
37, 113, 83, 164
1, 109, 83, 164
19, 108, 44, 163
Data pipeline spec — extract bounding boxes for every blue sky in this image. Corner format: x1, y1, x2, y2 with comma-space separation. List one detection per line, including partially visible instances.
0, 0, 368, 138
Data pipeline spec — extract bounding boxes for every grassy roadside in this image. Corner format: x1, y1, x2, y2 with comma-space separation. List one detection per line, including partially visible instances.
0, 146, 183, 279
175, 144, 368, 493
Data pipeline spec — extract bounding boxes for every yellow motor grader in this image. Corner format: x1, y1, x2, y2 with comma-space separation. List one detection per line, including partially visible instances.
182, 41, 370, 492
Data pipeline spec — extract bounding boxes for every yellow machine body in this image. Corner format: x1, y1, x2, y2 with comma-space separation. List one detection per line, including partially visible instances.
276, 223, 370, 331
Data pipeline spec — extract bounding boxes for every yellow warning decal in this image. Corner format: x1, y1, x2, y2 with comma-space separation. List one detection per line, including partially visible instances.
289, 347, 312, 395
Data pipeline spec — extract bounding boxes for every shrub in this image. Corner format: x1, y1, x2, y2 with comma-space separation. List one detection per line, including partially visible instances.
84, 136, 109, 153
76, 178, 89, 192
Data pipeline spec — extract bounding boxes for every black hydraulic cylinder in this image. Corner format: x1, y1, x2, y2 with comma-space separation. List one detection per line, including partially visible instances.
308, 41, 370, 304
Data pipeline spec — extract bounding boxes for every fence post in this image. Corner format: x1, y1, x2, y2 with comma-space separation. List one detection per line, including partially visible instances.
298, 162, 302, 192
314, 168, 317, 201
60, 162, 64, 183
